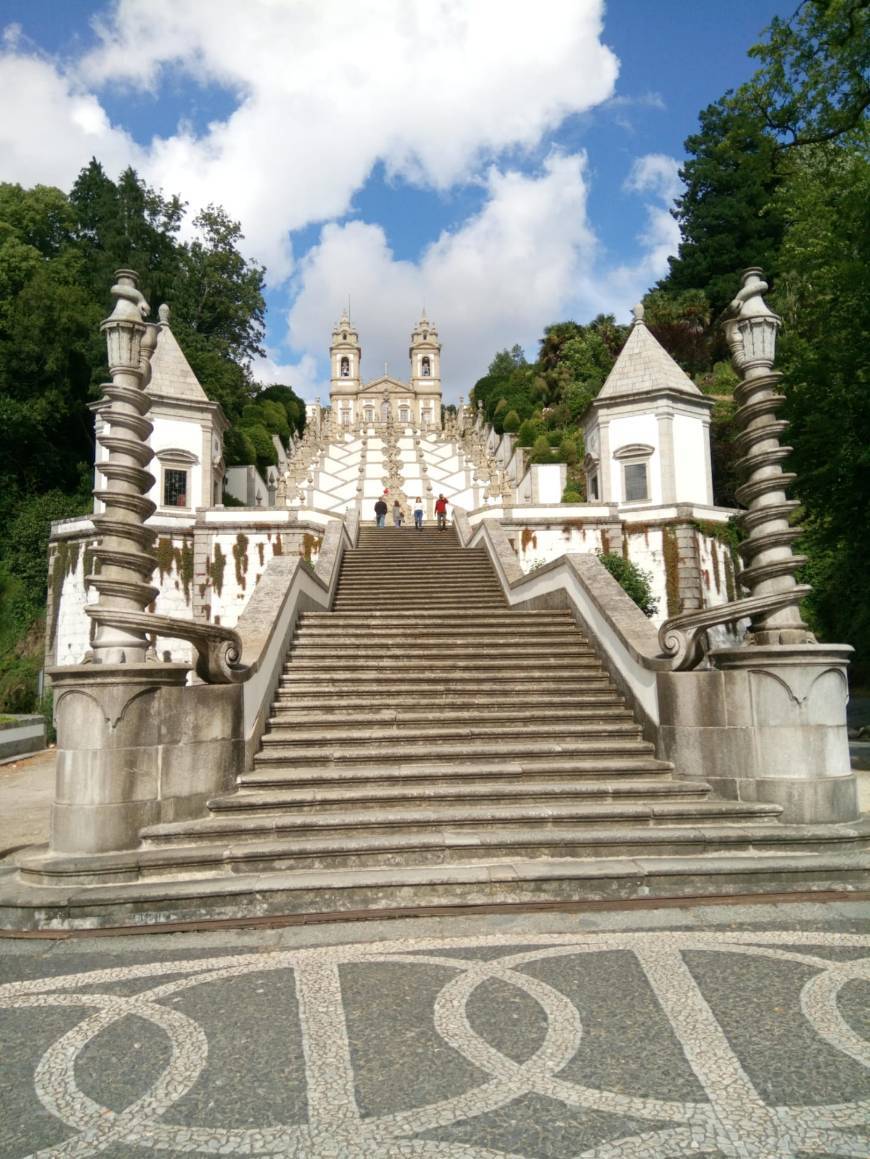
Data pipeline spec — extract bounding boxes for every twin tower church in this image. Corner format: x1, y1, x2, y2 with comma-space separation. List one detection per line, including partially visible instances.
328, 311, 443, 430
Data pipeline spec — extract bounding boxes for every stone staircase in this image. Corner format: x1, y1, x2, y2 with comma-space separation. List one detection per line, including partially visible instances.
13, 527, 868, 927
136, 528, 864, 880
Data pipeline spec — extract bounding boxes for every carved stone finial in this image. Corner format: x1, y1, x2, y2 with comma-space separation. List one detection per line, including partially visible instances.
631, 303, 645, 324
158, 303, 171, 326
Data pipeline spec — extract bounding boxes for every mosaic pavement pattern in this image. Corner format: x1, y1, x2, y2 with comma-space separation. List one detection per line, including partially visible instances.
1, 929, 869, 1158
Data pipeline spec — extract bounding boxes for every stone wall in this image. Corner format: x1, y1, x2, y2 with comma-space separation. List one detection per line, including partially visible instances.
472, 502, 739, 629
47, 511, 328, 669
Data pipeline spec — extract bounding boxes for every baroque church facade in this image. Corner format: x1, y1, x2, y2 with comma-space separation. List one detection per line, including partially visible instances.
329, 312, 442, 429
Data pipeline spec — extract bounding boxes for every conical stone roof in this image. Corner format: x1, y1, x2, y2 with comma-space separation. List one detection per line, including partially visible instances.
596, 309, 701, 401
147, 312, 208, 402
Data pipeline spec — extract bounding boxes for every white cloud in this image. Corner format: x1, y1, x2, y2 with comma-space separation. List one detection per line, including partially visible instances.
0, 51, 140, 190
0, 1, 618, 278
624, 153, 682, 203
611, 152, 683, 287
285, 152, 609, 402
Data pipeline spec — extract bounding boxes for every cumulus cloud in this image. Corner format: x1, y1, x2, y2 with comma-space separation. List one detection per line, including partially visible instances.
0, 1, 618, 278
615, 152, 683, 283
0, 50, 140, 190
286, 152, 604, 401
282, 147, 687, 403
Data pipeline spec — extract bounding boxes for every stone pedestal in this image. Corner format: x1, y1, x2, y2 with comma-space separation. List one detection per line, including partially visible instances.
658, 644, 858, 824
49, 663, 243, 854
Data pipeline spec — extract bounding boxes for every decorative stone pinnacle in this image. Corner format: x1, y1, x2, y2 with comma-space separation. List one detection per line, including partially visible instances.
723, 267, 781, 376
158, 303, 171, 325
631, 303, 645, 325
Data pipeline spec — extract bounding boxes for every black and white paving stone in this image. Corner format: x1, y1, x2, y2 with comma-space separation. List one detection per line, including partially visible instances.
1, 905, 868, 1158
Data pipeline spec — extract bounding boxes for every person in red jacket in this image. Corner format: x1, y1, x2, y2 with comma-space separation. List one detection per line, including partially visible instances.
435, 493, 448, 530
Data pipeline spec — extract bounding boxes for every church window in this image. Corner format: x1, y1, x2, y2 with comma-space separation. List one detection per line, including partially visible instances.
342, 332, 347, 340
341, 408, 350, 427
623, 462, 649, 503
399, 405, 410, 423
163, 468, 188, 508
421, 356, 431, 377
588, 473, 599, 501
340, 356, 350, 377
364, 406, 374, 423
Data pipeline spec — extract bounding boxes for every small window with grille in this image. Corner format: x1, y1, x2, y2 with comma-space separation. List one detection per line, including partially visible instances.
163, 468, 188, 508
623, 462, 648, 503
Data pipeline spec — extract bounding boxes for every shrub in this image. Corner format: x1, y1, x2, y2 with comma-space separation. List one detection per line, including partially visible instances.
597, 552, 658, 617
502, 409, 520, 433
562, 487, 583, 503
558, 437, 579, 465
529, 435, 551, 463
517, 417, 543, 446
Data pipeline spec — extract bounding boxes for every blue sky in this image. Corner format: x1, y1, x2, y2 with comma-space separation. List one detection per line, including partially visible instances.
0, 0, 791, 401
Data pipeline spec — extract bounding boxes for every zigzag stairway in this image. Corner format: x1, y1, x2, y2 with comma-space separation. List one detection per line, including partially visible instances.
17, 527, 870, 923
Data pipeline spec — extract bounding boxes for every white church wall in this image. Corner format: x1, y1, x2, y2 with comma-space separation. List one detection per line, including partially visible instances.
608, 414, 661, 504
673, 413, 710, 505
149, 415, 204, 511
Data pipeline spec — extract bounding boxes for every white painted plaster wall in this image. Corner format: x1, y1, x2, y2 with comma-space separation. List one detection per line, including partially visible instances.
608, 414, 660, 504
150, 415, 203, 511
673, 413, 709, 504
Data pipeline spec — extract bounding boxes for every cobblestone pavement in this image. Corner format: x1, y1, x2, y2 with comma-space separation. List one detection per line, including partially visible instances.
1, 903, 868, 1158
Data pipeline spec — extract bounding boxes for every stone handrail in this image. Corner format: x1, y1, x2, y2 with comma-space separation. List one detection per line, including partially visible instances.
657, 587, 812, 671
234, 517, 351, 758
461, 513, 668, 725
86, 607, 247, 684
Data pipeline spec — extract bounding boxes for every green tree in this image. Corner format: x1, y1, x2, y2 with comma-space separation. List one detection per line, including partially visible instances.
502, 409, 520, 433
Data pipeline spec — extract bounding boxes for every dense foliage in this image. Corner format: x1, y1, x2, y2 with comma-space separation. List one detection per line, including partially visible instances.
471, 0, 870, 676
658, 0, 870, 674
0, 162, 305, 710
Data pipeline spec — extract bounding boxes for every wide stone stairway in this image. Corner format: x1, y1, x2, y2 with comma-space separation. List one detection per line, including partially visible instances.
117, 525, 869, 915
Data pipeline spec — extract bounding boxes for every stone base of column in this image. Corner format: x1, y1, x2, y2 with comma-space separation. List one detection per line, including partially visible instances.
658, 644, 858, 825
48, 663, 243, 855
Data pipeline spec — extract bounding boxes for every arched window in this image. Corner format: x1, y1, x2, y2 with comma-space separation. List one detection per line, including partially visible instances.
421, 356, 431, 377
340, 356, 350, 377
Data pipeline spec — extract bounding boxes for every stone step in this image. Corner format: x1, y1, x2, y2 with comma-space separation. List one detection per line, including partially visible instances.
268, 705, 634, 726
262, 720, 643, 746
143, 799, 782, 848
287, 645, 595, 663
331, 600, 506, 610
241, 754, 676, 788
277, 677, 615, 695
281, 657, 604, 676
255, 736, 657, 765
334, 581, 504, 594
300, 611, 571, 625
14, 843, 870, 924
272, 691, 624, 711
208, 778, 713, 816
293, 623, 580, 640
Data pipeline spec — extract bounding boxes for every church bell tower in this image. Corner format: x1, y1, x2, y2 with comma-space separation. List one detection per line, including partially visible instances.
409, 314, 442, 429
329, 310, 361, 429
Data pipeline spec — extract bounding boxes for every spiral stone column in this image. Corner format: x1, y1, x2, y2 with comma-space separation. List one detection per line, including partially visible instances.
87, 270, 160, 663
43, 270, 244, 858
724, 268, 813, 645
697, 268, 856, 824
